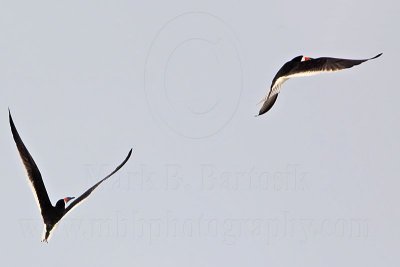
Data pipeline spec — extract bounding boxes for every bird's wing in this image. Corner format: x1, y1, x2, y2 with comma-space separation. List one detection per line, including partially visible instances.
267, 77, 287, 99
289, 53, 383, 76
257, 67, 289, 115
63, 149, 132, 216
262, 59, 295, 103
258, 94, 279, 116
9, 110, 53, 217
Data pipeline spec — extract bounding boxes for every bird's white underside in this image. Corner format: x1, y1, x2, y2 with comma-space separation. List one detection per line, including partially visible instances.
261, 69, 338, 103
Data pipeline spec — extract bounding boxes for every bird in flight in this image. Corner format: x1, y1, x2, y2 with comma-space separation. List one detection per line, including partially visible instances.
9, 110, 132, 242
257, 53, 382, 116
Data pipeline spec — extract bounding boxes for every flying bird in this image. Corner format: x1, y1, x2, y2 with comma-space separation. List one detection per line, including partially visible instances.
9, 110, 132, 242
257, 53, 382, 116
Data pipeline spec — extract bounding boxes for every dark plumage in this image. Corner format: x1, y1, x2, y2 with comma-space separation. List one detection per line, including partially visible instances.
258, 53, 382, 116
9, 110, 132, 242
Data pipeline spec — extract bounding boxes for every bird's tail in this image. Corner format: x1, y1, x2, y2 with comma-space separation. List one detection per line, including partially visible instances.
41, 223, 58, 243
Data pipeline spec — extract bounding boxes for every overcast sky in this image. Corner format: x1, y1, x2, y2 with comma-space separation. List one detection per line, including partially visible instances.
1, 1, 398, 267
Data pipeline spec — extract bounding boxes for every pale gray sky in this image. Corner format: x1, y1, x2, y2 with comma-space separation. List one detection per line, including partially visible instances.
1, 1, 398, 267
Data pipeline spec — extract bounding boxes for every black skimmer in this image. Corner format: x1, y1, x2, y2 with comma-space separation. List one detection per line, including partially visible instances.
257, 53, 382, 116
9, 110, 132, 242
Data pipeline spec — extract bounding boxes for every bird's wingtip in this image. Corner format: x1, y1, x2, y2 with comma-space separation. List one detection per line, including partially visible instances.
126, 148, 133, 158
371, 53, 383, 60
8, 108, 13, 122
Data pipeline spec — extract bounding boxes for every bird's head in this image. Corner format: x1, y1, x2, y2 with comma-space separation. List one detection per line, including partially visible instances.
55, 197, 75, 209
291, 55, 312, 62
301, 56, 312, 61
64, 197, 75, 204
